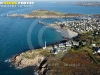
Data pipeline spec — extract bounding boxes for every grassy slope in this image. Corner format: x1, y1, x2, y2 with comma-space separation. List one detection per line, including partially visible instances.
28, 9, 81, 17
29, 10, 65, 16
46, 31, 100, 75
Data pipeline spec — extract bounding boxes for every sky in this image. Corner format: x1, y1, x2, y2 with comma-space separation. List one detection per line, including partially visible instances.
0, 0, 100, 1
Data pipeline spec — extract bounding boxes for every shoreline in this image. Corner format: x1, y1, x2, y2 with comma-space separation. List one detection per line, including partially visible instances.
38, 21, 78, 38
9, 46, 56, 75
6, 9, 100, 75
7, 9, 82, 18
6, 9, 100, 19
7, 14, 81, 18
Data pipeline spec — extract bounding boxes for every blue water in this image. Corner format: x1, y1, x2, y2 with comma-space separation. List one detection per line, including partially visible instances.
0, 2, 100, 75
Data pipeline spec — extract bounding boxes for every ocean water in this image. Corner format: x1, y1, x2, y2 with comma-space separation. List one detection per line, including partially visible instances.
0, 2, 100, 75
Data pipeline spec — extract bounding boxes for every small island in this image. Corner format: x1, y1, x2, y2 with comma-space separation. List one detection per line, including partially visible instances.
7, 9, 81, 18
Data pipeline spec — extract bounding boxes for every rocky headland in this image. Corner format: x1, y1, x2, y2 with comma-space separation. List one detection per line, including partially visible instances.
10, 45, 100, 75
10, 47, 54, 75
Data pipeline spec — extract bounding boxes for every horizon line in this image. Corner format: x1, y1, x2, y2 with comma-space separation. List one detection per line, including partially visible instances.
0, 0, 100, 2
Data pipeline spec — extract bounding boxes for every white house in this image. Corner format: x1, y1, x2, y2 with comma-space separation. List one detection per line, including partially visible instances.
91, 44, 96, 47
82, 41, 86, 46
66, 41, 72, 47
59, 43, 65, 48
97, 49, 100, 54
72, 41, 79, 46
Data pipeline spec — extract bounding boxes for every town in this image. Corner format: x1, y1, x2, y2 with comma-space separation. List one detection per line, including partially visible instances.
39, 15, 100, 55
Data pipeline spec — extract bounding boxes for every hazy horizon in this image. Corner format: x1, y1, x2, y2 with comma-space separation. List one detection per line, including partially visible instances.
0, 0, 100, 2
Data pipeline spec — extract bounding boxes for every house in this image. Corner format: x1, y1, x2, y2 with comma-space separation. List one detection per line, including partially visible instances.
59, 43, 65, 48
72, 41, 79, 46
82, 41, 86, 46
91, 44, 96, 47
94, 46, 99, 52
66, 41, 72, 47
58, 43, 67, 52
93, 46, 100, 54
97, 49, 100, 54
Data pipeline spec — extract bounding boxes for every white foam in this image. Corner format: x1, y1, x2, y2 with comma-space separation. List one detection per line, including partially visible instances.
5, 59, 11, 63
56, 30, 61, 33
15, 67, 21, 69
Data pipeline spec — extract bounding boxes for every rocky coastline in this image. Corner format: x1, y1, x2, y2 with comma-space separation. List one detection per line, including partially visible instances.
10, 48, 53, 75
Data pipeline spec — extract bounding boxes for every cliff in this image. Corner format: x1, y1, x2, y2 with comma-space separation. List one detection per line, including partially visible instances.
10, 47, 100, 75
10, 47, 52, 75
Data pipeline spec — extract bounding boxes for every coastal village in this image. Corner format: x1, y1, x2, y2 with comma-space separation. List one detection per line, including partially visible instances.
9, 10, 100, 75
39, 14, 100, 55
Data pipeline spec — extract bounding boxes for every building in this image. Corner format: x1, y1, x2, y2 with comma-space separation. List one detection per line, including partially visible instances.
72, 41, 79, 46
91, 44, 96, 47
93, 46, 100, 54
66, 41, 72, 47
59, 43, 65, 48
94, 46, 99, 52
97, 49, 100, 54
82, 41, 86, 46
43, 41, 46, 49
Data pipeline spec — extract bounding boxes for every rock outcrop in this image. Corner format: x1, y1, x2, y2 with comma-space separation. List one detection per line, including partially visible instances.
10, 49, 52, 75
11, 54, 45, 69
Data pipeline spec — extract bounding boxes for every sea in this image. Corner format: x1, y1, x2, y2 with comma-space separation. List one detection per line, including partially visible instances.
0, 1, 100, 75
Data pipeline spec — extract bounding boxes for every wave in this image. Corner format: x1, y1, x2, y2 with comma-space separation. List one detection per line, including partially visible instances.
15, 66, 22, 69
56, 30, 61, 33
5, 59, 11, 63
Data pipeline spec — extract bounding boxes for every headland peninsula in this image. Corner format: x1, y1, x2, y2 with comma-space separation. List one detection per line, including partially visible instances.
10, 30, 100, 75
8, 9, 100, 75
